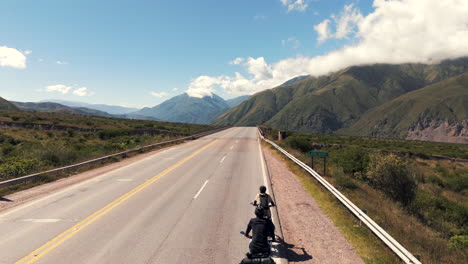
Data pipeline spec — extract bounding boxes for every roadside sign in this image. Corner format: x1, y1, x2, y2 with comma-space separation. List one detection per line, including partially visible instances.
307, 151, 329, 176
307, 151, 328, 157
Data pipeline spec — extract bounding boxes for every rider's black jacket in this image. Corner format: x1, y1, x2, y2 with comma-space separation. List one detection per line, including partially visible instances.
245, 217, 275, 252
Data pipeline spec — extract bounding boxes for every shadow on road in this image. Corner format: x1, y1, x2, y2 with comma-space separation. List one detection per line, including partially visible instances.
0, 197, 13, 202
277, 236, 313, 262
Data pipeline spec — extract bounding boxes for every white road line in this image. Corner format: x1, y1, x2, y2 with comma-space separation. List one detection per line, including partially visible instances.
220, 155, 226, 163
117, 179, 133, 182
21, 219, 61, 223
230, 145, 234, 150
193, 180, 209, 199
257, 136, 285, 263
258, 140, 269, 191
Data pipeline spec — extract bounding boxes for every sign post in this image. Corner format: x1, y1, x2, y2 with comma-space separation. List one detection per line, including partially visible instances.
306, 151, 329, 176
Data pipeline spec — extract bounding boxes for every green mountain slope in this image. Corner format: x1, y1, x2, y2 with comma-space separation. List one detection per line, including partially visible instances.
0, 97, 19, 110
213, 58, 468, 138
340, 73, 468, 143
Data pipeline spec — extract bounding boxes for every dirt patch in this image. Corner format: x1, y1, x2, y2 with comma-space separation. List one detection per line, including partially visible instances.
263, 146, 365, 264
406, 119, 468, 143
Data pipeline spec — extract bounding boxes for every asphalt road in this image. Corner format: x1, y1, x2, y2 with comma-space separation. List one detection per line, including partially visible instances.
0, 127, 281, 264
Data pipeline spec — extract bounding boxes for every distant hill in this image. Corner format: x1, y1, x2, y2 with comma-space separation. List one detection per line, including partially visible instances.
13, 101, 114, 117
45, 99, 139, 115
13, 101, 160, 121
133, 93, 231, 124
0, 97, 19, 110
213, 58, 468, 142
226, 95, 250, 108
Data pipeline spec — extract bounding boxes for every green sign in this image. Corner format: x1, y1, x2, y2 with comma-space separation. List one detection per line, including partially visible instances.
307, 151, 328, 157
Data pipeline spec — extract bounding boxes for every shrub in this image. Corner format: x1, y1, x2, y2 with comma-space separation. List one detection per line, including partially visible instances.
428, 175, 445, 188
66, 128, 76, 137
449, 235, 468, 252
0, 157, 43, 179
2, 145, 14, 155
409, 189, 468, 236
445, 170, 468, 193
366, 153, 416, 205
285, 135, 311, 152
97, 129, 129, 140
334, 167, 358, 189
333, 147, 370, 174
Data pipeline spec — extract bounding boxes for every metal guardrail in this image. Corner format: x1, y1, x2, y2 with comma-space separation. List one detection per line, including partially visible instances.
258, 127, 421, 264
0, 127, 229, 189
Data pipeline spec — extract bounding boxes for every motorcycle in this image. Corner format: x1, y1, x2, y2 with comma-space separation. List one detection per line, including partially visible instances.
238, 203, 277, 264
239, 231, 275, 264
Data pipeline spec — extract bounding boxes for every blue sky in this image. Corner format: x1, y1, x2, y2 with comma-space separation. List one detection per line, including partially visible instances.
1, 0, 467, 108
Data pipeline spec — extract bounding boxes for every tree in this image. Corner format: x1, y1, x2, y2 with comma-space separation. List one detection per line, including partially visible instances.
367, 153, 416, 205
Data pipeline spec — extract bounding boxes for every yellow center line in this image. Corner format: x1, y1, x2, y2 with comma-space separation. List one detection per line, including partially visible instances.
16, 128, 238, 264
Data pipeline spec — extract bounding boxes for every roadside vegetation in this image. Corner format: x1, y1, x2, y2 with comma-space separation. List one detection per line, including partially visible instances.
0, 110, 214, 184
261, 126, 467, 264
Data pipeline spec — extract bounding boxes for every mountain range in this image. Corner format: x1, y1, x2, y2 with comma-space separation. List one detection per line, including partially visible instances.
213, 58, 468, 143
1, 94, 250, 125
133, 93, 249, 124
12, 101, 115, 117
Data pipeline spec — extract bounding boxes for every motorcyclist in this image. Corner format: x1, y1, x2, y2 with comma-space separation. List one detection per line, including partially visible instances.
244, 207, 275, 255
253, 185, 275, 218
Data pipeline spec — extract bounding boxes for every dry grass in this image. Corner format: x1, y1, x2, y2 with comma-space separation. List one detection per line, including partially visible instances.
264, 142, 400, 264
264, 141, 467, 264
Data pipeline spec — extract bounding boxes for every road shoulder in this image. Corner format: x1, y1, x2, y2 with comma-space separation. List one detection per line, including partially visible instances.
262, 144, 365, 264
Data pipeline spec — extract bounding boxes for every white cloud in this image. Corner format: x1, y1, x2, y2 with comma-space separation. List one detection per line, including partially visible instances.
186, 76, 221, 98
229, 57, 245, 65
280, 0, 309, 12
282, 37, 301, 50
245, 57, 273, 80
314, 19, 331, 43
150, 91, 169, 98
46, 84, 94, 96
56, 61, 68, 65
46, 84, 72, 94
172, 88, 179, 92
186, 0, 468, 97
24, 50, 32, 55
0, 46, 27, 69
315, 4, 364, 42
332, 4, 363, 39
73, 87, 94, 96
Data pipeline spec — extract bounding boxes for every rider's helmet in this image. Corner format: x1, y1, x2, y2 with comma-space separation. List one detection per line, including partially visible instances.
255, 207, 265, 218
259, 185, 267, 193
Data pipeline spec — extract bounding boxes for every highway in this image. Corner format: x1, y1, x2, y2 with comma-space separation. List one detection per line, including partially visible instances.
0, 127, 279, 264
